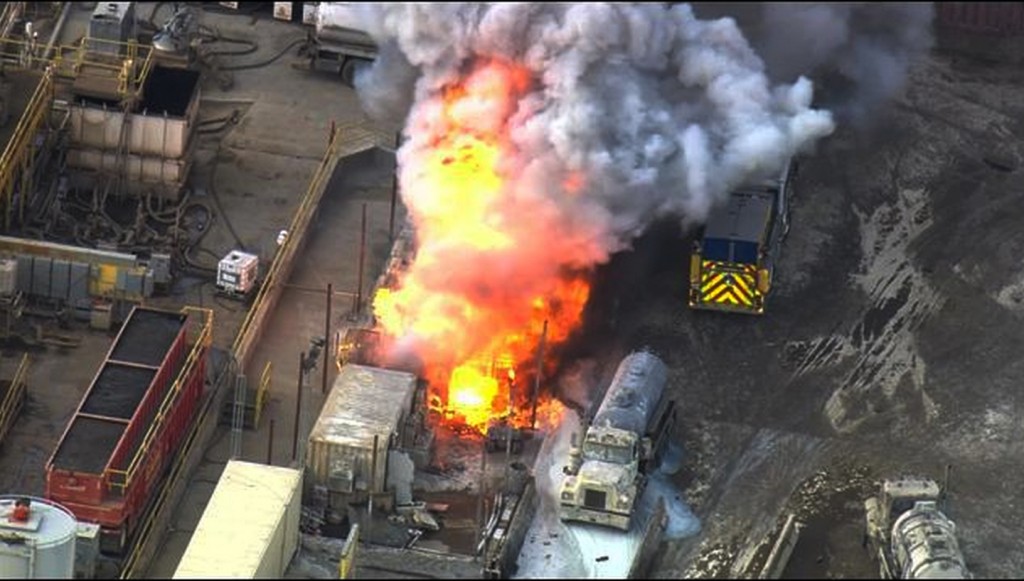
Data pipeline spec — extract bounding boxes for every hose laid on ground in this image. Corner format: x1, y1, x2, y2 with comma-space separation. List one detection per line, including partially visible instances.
218, 37, 306, 72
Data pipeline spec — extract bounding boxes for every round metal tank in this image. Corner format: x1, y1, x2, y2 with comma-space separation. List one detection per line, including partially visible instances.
891, 501, 969, 579
592, 350, 669, 435
0, 496, 76, 579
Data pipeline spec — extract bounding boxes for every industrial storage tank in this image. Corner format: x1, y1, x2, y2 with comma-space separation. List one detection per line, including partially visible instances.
0, 496, 77, 579
592, 351, 669, 436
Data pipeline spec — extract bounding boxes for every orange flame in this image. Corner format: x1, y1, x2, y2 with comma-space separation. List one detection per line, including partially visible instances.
374, 59, 592, 433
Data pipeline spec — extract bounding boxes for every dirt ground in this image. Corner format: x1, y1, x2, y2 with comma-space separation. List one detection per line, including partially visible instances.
556, 44, 1024, 579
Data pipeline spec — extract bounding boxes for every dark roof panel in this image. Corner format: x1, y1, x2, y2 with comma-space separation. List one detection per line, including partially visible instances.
704, 190, 774, 243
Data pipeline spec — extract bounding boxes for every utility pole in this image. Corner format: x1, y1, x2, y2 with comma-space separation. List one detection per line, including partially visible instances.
531, 320, 548, 430
474, 437, 487, 560
355, 202, 368, 316
266, 419, 275, 466
292, 351, 305, 462
323, 282, 332, 394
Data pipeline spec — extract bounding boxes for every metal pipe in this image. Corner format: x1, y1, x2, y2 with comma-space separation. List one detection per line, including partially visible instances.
267, 419, 274, 466
531, 319, 548, 430
282, 283, 357, 297
292, 351, 305, 462
323, 283, 332, 395
41, 2, 71, 63
355, 202, 368, 314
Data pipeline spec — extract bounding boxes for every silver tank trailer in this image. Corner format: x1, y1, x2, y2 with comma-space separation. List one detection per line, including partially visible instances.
891, 501, 970, 579
592, 351, 668, 436
0, 496, 77, 579
315, 3, 376, 50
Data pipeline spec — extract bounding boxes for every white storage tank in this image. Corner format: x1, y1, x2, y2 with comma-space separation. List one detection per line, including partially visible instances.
0, 496, 77, 579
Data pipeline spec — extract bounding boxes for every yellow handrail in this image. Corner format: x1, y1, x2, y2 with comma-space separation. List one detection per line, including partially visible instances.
0, 67, 53, 228
231, 121, 391, 368
0, 354, 28, 435
254, 361, 271, 428
0, 35, 154, 100
230, 128, 341, 361
107, 307, 213, 492
0, 3, 27, 39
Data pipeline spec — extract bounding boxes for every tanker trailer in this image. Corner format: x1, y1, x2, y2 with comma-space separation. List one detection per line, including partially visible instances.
559, 350, 677, 531
864, 477, 971, 579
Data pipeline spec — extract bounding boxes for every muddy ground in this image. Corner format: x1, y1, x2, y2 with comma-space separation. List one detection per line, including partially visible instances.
559, 45, 1024, 579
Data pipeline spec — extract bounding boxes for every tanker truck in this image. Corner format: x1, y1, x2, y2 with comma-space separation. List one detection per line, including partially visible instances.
302, 2, 377, 86
559, 351, 676, 531
864, 477, 971, 579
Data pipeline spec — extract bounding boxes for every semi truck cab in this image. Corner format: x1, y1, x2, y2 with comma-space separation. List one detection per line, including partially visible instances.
689, 159, 796, 315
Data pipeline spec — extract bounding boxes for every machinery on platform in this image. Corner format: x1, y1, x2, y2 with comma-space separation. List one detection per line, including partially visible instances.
864, 477, 971, 579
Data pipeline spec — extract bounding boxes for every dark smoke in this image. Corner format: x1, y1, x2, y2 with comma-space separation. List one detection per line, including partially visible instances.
692, 2, 935, 125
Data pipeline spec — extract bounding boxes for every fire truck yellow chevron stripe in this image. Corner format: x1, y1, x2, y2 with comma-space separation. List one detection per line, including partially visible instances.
698, 261, 758, 308
702, 273, 726, 294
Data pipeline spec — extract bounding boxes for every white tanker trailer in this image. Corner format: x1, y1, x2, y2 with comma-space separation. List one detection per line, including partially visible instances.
559, 350, 677, 531
864, 477, 971, 579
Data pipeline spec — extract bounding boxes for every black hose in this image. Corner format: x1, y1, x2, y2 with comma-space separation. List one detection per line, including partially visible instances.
219, 37, 306, 72
206, 147, 247, 252
147, 2, 167, 30
198, 32, 260, 59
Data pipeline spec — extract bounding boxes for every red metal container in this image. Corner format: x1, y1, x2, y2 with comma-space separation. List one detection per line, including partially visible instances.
45, 306, 209, 554
937, 2, 1024, 36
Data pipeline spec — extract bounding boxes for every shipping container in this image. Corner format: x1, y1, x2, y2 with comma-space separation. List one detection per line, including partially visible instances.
45, 306, 211, 554
307, 365, 418, 500
173, 460, 302, 579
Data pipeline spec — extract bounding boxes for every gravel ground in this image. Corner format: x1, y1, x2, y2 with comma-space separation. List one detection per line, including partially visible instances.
558, 45, 1024, 579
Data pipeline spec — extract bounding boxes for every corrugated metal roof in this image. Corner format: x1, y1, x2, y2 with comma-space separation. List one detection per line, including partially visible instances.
173, 460, 302, 579
309, 364, 418, 450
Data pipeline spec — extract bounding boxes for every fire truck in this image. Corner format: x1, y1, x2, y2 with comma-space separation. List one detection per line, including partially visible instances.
688, 159, 796, 315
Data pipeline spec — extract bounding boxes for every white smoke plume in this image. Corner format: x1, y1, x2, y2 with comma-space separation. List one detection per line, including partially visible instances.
356, 2, 833, 228
692, 2, 935, 125
353, 2, 835, 367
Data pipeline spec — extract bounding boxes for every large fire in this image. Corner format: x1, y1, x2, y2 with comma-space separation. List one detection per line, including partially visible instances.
373, 59, 591, 433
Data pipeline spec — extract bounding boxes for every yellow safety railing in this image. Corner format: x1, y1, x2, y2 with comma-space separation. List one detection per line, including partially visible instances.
232, 121, 391, 368
0, 35, 154, 101
0, 3, 27, 39
253, 361, 271, 428
0, 67, 53, 228
117, 310, 217, 579
107, 307, 213, 493
0, 354, 29, 436
231, 129, 341, 362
